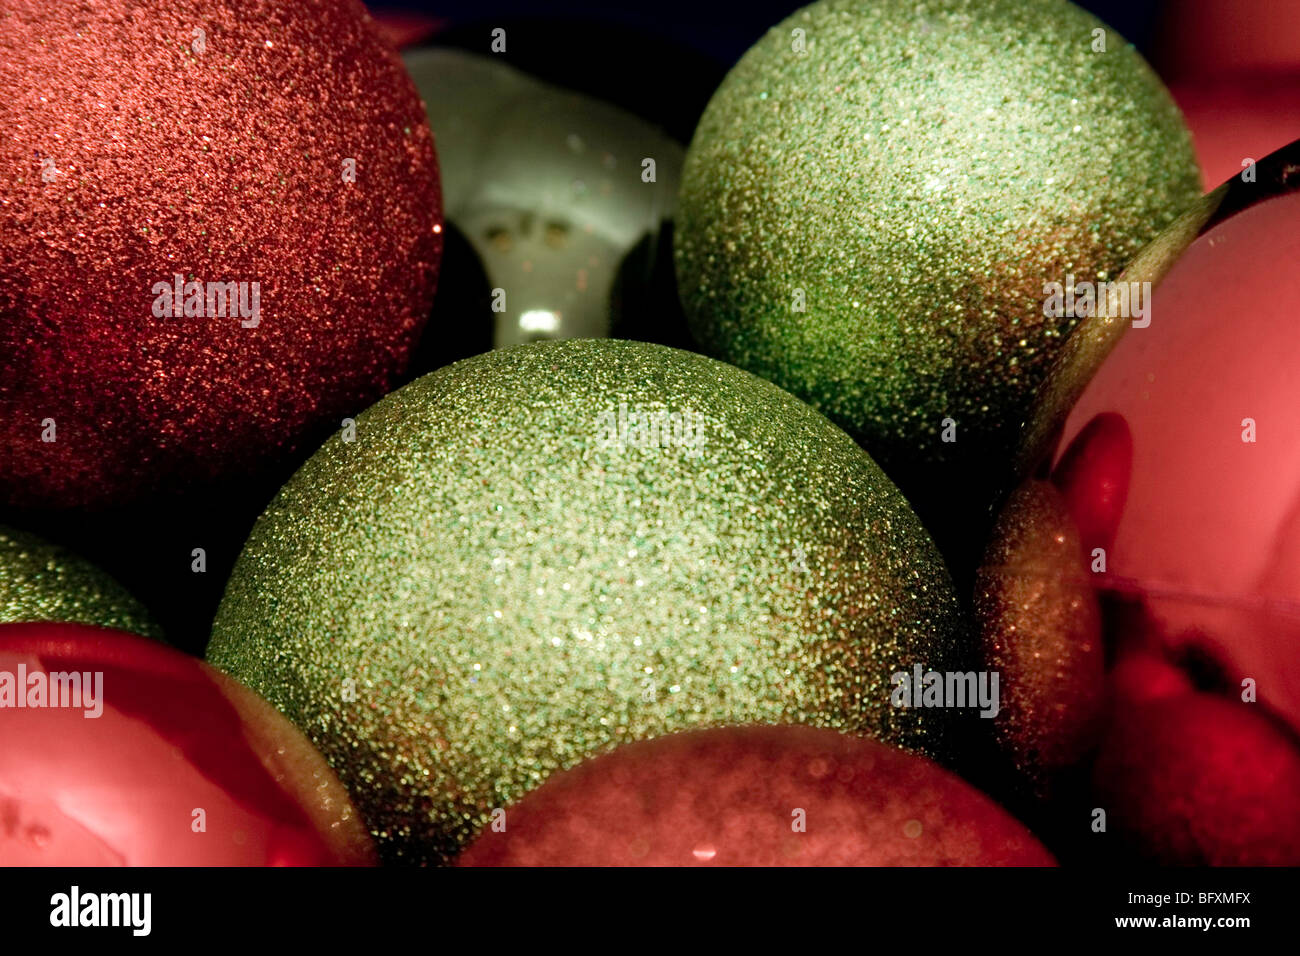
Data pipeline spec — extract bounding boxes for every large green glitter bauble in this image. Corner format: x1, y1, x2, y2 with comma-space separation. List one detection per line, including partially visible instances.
207, 338, 967, 864
674, 0, 1202, 552
0, 525, 160, 637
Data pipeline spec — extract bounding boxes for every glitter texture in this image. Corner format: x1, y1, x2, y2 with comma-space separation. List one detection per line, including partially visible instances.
0, 525, 160, 637
459, 726, 1054, 866
1014, 188, 1219, 480
674, 0, 1202, 522
0, 0, 442, 509
208, 338, 967, 864
974, 479, 1103, 797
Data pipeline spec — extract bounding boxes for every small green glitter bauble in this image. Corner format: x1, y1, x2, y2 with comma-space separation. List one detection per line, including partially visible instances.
0, 525, 160, 637
674, 0, 1202, 547
207, 338, 966, 864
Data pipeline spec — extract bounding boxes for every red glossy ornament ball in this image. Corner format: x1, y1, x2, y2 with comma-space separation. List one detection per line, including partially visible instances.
0, 0, 442, 509
988, 138, 1300, 863
1038, 143, 1300, 736
458, 726, 1054, 866
0, 622, 374, 865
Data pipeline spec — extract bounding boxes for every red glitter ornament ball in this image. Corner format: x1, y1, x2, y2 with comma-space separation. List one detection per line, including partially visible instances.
0, 0, 442, 509
458, 726, 1054, 866
0, 622, 375, 865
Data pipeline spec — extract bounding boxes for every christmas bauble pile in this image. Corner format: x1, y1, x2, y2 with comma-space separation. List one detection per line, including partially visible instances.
2, 0, 1292, 874
976, 137, 1300, 864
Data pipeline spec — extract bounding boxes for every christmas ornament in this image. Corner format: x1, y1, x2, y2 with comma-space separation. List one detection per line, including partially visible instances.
458, 725, 1054, 866
1092, 687, 1300, 866
0, 622, 374, 865
208, 338, 967, 864
0, 0, 442, 510
1016, 137, 1300, 737
972, 416, 1129, 850
974, 479, 1103, 799
403, 48, 682, 351
975, 138, 1300, 861
1171, 78, 1300, 191
0, 525, 159, 639
675, 0, 1202, 563
1085, 602, 1300, 866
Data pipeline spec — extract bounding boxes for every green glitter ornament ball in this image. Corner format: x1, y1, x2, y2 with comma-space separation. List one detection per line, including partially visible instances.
674, 0, 1202, 559
207, 338, 966, 864
0, 525, 160, 637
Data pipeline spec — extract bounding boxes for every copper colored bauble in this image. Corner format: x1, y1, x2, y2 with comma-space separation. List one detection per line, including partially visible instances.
458, 726, 1053, 866
0, 622, 373, 865
0, 0, 442, 510
974, 478, 1104, 799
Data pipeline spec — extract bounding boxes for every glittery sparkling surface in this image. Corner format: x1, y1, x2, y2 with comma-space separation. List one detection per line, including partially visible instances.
207, 338, 966, 864
0, 525, 160, 637
459, 726, 1054, 866
0, 0, 442, 509
974, 479, 1102, 796
1014, 188, 1220, 480
1017, 143, 1300, 736
675, 0, 1202, 514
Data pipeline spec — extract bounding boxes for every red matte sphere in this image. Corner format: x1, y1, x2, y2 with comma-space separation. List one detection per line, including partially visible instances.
0, 622, 374, 865
0, 0, 442, 509
457, 726, 1054, 866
